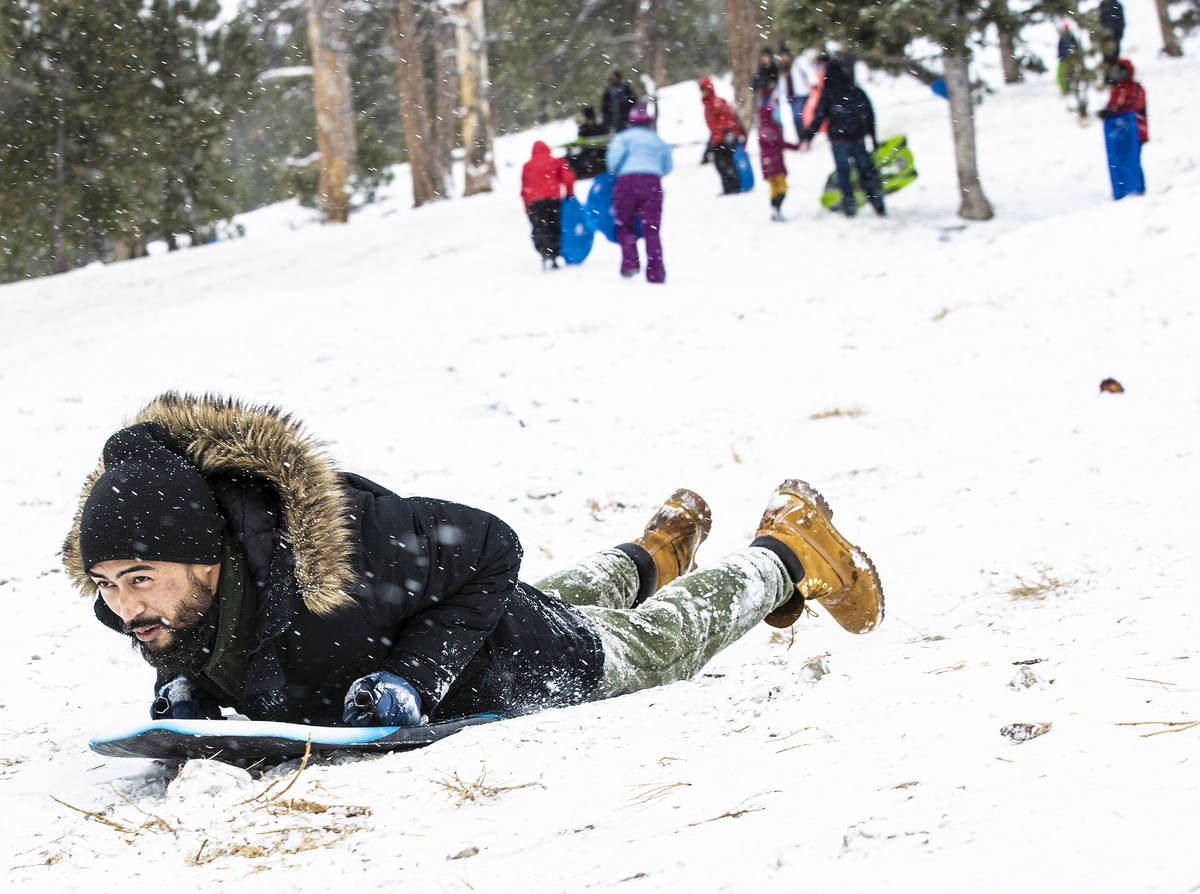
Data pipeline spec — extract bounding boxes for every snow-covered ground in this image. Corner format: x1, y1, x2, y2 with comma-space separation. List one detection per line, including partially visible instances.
3, 3, 1198, 890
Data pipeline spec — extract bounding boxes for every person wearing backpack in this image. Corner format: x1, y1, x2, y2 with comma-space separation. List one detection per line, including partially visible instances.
799, 53, 885, 218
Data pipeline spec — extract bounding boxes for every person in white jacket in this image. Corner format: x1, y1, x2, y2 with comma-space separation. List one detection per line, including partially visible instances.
773, 44, 814, 144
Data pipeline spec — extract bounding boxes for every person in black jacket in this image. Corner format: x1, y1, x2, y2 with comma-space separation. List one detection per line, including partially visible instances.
1098, 0, 1125, 65
65, 393, 883, 728
600, 70, 638, 134
799, 52, 885, 217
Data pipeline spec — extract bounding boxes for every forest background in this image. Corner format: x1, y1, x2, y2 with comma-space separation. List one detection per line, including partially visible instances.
1, 0, 1195, 283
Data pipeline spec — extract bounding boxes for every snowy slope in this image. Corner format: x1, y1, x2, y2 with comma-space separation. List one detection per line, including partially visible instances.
3, 4, 1198, 891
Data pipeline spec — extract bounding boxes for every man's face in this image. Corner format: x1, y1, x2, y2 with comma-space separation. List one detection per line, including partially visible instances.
89, 559, 219, 661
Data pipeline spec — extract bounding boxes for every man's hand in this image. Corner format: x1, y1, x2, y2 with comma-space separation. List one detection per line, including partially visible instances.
343, 672, 423, 727
152, 676, 222, 720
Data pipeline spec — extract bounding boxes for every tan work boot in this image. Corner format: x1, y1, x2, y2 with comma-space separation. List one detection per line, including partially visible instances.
632, 489, 713, 593
754, 480, 883, 633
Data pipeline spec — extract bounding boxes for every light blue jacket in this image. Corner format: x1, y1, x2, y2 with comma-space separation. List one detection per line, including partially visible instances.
606, 126, 674, 178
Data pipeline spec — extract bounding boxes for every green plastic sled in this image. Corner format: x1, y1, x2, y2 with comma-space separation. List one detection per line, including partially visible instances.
819, 135, 918, 211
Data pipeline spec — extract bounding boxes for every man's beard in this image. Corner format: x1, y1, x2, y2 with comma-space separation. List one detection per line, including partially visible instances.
124, 571, 220, 675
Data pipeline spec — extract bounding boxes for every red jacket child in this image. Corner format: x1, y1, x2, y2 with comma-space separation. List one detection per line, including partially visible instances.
520, 141, 576, 211
699, 77, 746, 148
1101, 58, 1148, 143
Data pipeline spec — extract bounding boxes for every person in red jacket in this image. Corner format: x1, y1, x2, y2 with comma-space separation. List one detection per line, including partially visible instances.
1098, 58, 1148, 196
699, 77, 747, 195
521, 141, 576, 270
1098, 58, 1148, 142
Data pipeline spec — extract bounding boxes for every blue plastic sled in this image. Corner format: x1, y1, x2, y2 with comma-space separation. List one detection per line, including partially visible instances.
1104, 111, 1144, 200
733, 142, 755, 192
584, 172, 641, 243
559, 196, 594, 264
585, 173, 618, 243
89, 715, 503, 762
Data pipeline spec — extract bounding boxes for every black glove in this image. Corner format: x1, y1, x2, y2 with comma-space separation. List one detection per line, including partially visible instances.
700, 145, 713, 164
151, 676, 223, 720
1097, 108, 1114, 119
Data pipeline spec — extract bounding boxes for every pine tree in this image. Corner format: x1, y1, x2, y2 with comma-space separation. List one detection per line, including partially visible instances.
725, 0, 758, 128
1153, 0, 1184, 56
0, 0, 260, 282
775, 0, 1003, 220
306, 0, 358, 223
486, 0, 725, 130
455, 0, 495, 195
389, 0, 443, 206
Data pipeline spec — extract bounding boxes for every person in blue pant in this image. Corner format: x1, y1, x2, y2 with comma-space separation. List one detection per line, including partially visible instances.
799, 52, 885, 218
605, 99, 673, 283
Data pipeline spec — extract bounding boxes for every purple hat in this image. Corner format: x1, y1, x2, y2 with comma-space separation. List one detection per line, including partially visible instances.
629, 99, 653, 123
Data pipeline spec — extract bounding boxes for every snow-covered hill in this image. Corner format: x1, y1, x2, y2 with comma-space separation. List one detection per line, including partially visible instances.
3, 4, 1198, 890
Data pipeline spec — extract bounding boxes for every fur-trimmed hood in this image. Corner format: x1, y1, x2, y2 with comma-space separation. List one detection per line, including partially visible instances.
63, 392, 357, 615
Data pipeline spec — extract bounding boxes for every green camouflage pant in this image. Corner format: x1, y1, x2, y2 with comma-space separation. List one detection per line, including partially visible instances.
535, 547, 792, 699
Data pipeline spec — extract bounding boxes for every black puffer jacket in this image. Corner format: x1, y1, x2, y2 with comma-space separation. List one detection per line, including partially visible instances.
803, 55, 877, 145
65, 394, 605, 724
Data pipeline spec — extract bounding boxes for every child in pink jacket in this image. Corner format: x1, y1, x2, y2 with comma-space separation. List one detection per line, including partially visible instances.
757, 77, 800, 220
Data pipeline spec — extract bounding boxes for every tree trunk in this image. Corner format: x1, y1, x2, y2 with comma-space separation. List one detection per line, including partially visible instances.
389, 0, 441, 206
306, 0, 358, 223
456, 0, 495, 196
943, 49, 994, 221
997, 22, 1022, 83
635, 0, 668, 91
433, 6, 459, 196
1154, 0, 1183, 56
724, 0, 756, 128
51, 83, 68, 274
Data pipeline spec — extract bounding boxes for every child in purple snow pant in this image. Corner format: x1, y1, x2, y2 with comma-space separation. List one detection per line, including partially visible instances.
612, 173, 665, 284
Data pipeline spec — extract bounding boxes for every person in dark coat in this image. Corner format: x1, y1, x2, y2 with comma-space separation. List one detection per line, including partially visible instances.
564, 106, 611, 179
600, 70, 637, 134
1098, 0, 1125, 65
576, 105, 607, 138
64, 394, 884, 729
521, 140, 576, 269
749, 47, 779, 99
799, 53, 885, 217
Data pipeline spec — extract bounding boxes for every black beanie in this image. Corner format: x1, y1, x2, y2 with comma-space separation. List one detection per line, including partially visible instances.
78, 422, 224, 571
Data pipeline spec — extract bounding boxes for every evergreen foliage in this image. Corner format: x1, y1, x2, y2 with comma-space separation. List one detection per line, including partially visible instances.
1, 0, 729, 283
772, 0, 1076, 84
0, 0, 261, 281
488, 0, 726, 131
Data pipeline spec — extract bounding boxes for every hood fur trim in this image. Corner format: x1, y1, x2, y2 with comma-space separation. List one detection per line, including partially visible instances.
63, 392, 357, 615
